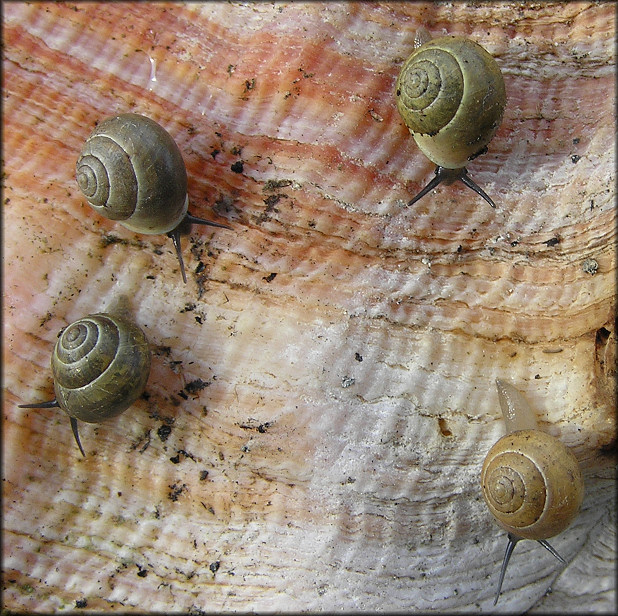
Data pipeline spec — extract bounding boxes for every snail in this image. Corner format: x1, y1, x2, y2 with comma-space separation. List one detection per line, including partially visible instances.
76, 113, 231, 283
480, 380, 584, 604
19, 313, 151, 456
395, 32, 506, 207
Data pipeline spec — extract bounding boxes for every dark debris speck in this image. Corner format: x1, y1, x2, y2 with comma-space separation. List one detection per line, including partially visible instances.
185, 379, 210, 395
157, 424, 172, 442
209, 561, 221, 574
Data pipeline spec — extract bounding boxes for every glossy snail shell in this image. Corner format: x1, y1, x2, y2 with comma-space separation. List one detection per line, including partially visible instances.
76, 113, 188, 234
395, 36, 506, 169
52, 313, 151, 422
481, 429, 584, 540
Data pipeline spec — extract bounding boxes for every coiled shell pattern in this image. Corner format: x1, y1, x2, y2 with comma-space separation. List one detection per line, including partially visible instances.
52, 313, 151, 423
395, 36, 506, 169
76, 113, 188, 234
481, 429, 584, 540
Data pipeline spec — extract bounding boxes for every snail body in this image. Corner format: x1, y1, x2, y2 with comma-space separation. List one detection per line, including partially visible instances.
480, 380, 584, 604
395, 35, 506, 207
76, 113, 231, 283
19, 313, 151, 456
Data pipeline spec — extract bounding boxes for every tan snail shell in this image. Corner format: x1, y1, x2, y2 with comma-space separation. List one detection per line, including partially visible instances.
480, 380, 584, 604
19, 313, 151, 456
395, 34, 506, 207
76, 113, 231, 283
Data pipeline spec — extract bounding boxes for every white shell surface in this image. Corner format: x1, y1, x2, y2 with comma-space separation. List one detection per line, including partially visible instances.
3, 2, 615, 612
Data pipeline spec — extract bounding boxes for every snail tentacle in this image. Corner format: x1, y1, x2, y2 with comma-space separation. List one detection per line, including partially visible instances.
19, 398, 85, 456
168, 214, 232, 283
167, 227, 188, 284
70, 416, 85, 457
494, 533, 520, 605
537, 539, 566, 565
407, 166, 497, 208
185, 213, 232, 230
458, 169, 496, 208
18, 399, 60, 409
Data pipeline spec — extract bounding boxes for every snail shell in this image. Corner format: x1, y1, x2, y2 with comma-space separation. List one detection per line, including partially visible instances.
395, 35, 506, 207
481, 429, 584, 541
76, 113, 188, 234
19, 313, 151, 456
76, 113, 231, 282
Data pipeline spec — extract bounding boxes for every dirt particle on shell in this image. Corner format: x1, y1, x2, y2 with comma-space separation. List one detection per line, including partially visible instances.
582, 258, 599, 275
168, 483, 187, 502
263, 179, 292, 192
39, 311, 53, 327
157, 424, 172, 442
184, 379, 211, 396
341, 376, 355, 388
263, 194, 282, 207
438, 417, 453, 437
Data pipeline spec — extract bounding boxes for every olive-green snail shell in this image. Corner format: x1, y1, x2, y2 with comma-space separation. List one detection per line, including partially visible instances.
51, 313, 151, 423
395, 36, 506, 170
76, 113, 188, 234
481, 429, 584, 541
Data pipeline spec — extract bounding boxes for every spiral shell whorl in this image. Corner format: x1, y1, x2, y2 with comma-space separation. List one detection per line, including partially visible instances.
481, 430, 584, 540
76, 113, 188, 234
76, 138, 138, 220
396, 47, 463, 137
51, 313, 151, 423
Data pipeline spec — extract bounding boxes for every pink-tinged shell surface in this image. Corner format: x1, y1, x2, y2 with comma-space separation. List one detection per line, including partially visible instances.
2, 2, 615, 612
